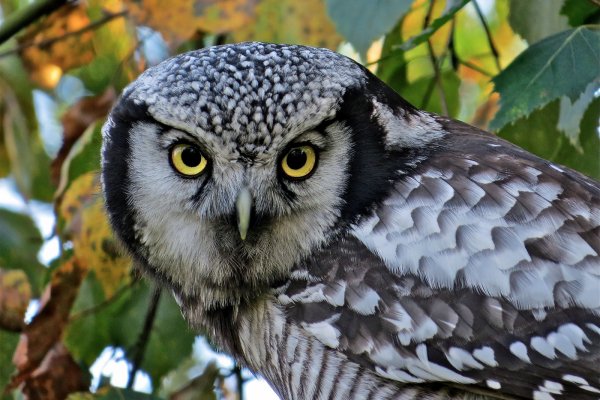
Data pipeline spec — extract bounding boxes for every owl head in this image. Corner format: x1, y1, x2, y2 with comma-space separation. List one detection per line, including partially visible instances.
101, 42, 443, 312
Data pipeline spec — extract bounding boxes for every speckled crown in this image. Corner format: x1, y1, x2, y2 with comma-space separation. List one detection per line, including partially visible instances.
122, 42, 366, 152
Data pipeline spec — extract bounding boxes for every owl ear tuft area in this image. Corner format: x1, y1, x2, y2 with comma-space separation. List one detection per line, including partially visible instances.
370, 97, 446, 150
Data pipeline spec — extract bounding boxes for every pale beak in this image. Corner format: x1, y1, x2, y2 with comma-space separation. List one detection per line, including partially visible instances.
236, 186, 252, 240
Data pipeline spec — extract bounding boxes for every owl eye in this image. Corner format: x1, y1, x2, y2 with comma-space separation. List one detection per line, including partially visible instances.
170, 143, 208, 177
281, 145, 317, 180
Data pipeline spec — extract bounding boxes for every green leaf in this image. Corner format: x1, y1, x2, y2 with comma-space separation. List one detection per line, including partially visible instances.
490, 26, 600, 130
402, 71, 461, 118
0, 208, 45, 295
561, 0, 600, 27
396, 0, 471, 52
55, 122, 103, 198
0, 329, 19, 397
509, 0, 569, 44
65, 279, 195, 388
64, 272, 112, 366
326, 0, 413, 55
68, 387, 165, 400
499, 99, 600, 180
376, 20, 409, 92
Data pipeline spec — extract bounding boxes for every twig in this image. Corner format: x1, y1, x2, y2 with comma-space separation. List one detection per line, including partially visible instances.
0, 10, 127, 58
425, 0, 449, 116
0, 0, 68, 46
233, 363, 245, 400
126, 285, 161, 389
472, 0, 501, 72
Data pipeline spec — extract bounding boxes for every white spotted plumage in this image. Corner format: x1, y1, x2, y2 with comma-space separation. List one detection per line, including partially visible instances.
102, 42, 600, 400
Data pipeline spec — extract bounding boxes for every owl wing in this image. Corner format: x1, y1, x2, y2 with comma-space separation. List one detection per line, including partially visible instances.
278, 129, 600, 399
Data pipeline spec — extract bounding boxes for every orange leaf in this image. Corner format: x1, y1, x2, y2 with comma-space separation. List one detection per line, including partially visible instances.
0, 269, 31, 332
59, 173, 131, 297
10, 259, 86, 389
125, 0, 257, 45
232, 0, 341, 49
18, 3, 95, 89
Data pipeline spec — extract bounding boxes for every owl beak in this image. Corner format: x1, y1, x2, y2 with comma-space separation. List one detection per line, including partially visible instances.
236, 186, 253, 241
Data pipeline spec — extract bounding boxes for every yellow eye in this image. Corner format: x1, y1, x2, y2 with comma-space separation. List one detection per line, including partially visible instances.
281, 145, 317, 180
170, 144, 208, 176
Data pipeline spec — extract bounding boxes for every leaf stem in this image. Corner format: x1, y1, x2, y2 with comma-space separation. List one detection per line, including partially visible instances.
425, 0, 449, 116
126, 285, 161, 389
0, 10, 128, 58
0, 0, 68, 46
234, 363, 245, 400
472, 0, 501, 72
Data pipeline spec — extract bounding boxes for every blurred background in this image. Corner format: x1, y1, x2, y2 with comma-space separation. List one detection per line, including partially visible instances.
0, 0, 598, 399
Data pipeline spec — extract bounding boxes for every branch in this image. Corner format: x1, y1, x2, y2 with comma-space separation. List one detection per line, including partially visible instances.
472, 0, 501, 72
126, 285, 161, 389
233, 363, 245, 400
0, 0, 68, 46
0, 10, 128, 58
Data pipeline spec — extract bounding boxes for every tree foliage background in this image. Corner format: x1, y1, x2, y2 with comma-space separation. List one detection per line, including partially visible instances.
0, 0, 598, 399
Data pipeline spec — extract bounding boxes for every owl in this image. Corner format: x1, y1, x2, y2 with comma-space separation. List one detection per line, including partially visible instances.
101, 42, 600, 400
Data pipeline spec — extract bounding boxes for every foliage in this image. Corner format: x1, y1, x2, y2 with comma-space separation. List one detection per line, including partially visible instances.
0, 0, 598, 399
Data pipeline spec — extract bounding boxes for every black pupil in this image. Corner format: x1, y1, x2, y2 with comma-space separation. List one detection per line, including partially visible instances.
181, 146, 202, 167
287, 148, 307, 170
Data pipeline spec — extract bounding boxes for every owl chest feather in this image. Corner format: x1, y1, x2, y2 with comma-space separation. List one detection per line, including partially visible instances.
202, 297, 501, 400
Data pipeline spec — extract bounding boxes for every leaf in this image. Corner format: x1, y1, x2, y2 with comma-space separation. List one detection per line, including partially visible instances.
233, 0, 341, 49
0, 81, 53, 201
65, 281, 195, 387
167, 362, 219, 400
18, 3, 95, 89
561, 0, 600, 27
0, 268, 31, 332
72, 0, 136, 93
0, 329, 19, 397
0, 208, 45, 295
18, 343, 89, 400
557, 81, 599, 148
402, 70, 461, 117
58, 172, 130, 298
326, 0, 412, 55
490, 26, 600, 130
64, 273, 113, 365
498, 99, 600, 180
396, 0, 470, 52
112, 285, 195, 385
68, 387, 165, 400
126, 0, 258, 44
508, 0, 569, 44
376, 20, 409, 91
52, 89, 116, 185
11, 258, 88, 392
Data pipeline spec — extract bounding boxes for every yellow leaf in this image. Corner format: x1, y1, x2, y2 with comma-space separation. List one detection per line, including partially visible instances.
59, 173, 130, 298
18, 3, 95, 88
125, 0, 257, 44
232, 0, 341, 49
0, 269, 31, 332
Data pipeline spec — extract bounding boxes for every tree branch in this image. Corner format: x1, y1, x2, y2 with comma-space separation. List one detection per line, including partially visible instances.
233, 363, 245, 400
126, 285, 161, 389
0, 0, 69, 46
472, 0, 501, 72
0, 10, 127, 58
